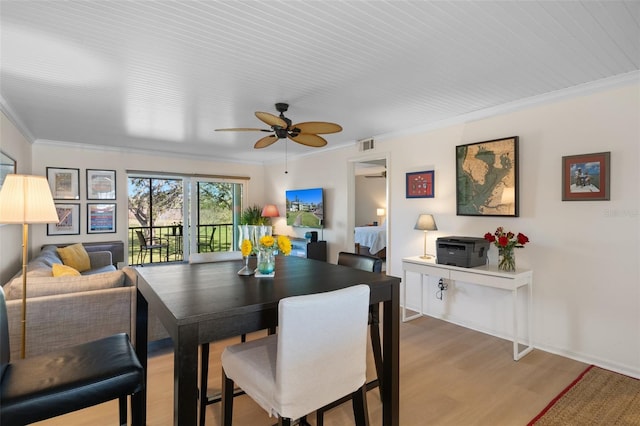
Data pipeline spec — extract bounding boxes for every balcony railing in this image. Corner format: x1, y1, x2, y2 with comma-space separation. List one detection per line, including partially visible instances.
128, 224, 234, 265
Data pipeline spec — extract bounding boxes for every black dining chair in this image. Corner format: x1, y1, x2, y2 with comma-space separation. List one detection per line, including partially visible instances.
135, 229, 168, 265
197, 227, 217, 253
0, 287, 144, 426
315, 251, 383, 425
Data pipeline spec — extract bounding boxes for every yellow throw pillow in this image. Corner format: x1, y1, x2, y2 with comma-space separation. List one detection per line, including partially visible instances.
52, 263, 81, 277
56, 243, 91, 272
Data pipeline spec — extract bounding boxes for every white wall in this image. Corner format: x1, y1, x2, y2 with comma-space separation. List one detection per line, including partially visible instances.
355, 175, 386, 226
29, 143, 267, 261
0, 111, 34, 284
264, 83, 640, 377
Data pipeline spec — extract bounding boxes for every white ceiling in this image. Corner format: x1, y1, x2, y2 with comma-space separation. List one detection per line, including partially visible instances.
1, 1, 638, 164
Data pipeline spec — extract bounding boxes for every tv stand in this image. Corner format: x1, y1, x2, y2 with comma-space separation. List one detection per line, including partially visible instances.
289, 237, 327, 262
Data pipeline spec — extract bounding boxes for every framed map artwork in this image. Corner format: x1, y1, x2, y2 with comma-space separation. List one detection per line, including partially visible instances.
406, 170, 434, 198
456, 136, 519, 217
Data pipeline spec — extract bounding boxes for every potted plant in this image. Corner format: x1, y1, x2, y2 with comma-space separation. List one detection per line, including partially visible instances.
239, 205, 270, 251
240, 205, 269, 226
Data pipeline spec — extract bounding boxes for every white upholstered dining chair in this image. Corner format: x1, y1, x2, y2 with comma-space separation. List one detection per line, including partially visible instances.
220, 284, 371, 426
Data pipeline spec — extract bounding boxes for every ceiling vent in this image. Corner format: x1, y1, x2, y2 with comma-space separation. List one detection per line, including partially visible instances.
358, 138, 375, 151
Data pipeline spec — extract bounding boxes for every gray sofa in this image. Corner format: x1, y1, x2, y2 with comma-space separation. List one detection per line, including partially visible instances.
2, 245, 168, 360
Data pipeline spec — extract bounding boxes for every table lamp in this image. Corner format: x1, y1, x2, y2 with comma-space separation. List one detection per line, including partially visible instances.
0, 174, 59, 358
414, 214, 437, 259
261, 204, 280, 225
261, 204, 279, 219
376, 208, 385, 225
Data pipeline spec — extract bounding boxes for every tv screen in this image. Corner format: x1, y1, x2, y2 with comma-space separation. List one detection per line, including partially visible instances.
285, 187, 324, 228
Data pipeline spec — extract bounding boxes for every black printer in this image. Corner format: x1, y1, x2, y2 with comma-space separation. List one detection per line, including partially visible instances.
436, 236, 489, 268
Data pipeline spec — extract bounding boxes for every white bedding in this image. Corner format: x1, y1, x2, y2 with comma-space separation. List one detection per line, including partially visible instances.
354, 225, 386, 255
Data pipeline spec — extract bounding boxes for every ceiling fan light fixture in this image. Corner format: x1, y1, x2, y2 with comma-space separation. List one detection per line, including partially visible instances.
217, 103, 342, 149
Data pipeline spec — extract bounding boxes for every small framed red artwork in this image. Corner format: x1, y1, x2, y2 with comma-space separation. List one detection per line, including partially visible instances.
406, 170, 434, 198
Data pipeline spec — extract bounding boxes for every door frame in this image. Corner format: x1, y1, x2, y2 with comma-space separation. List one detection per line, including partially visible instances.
347, 151, 391, 262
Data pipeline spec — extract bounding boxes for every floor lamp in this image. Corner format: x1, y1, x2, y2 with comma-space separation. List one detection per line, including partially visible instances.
0, 174, 58, 358
414, 214, 437, 259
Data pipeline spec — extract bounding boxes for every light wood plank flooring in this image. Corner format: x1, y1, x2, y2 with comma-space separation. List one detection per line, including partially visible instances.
33, 316, 587, 425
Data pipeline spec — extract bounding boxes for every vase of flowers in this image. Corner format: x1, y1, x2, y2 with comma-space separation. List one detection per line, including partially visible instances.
237, 238, 254, 276
484, 227, 529, 272
244, 234, 292, 276
257, 247, 276, 275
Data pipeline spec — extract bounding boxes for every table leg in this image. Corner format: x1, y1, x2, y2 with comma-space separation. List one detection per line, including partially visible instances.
402, 270, 423, 322
132, 289, 148, 426
174, 325, 199, 425
512, 287, 518, 360
512, 283, 534, 361
382, 283, 400, 426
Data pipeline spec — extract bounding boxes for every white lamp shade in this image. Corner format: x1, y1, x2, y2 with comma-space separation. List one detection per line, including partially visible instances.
0, 174, 59, 224
376, 208, 385, 216
414, 214, 437, 231
261, 204, 280, 218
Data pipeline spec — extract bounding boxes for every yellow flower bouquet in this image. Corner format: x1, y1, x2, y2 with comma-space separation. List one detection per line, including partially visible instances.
237, 235, 291, 276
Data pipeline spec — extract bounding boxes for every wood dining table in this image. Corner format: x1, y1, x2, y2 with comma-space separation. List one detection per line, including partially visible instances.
132, 255, 400, 426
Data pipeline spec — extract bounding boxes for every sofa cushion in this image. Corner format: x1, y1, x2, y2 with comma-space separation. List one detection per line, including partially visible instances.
52, 263, 81, 277
28, 245, 63, 271
81, 265, 116, 275
3, 270, 126, 300
56, 243, 91, 272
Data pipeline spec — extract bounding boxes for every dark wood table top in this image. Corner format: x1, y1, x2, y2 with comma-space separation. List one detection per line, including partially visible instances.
136, 255, 398, 326
134, 255, 400, 426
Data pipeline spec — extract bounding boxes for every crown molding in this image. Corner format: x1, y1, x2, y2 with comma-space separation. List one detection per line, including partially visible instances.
0, 95, 35, 143
374, 70, 640, 142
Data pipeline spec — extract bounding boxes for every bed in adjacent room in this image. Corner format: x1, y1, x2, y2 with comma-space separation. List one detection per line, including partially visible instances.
354, 224, 387, 258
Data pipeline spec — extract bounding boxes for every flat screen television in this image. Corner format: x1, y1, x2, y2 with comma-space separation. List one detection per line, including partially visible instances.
285, 187, 324, 228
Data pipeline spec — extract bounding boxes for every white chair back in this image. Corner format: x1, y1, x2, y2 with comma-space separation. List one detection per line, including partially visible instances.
275, 284, 370, 420
188, 251, 243, 264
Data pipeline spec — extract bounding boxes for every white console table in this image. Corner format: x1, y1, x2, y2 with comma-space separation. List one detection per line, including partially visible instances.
402, 256, 533, 361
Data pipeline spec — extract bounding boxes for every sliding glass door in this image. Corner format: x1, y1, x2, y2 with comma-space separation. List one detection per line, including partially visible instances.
128, 173, 245, 265
191, 180, 243, 254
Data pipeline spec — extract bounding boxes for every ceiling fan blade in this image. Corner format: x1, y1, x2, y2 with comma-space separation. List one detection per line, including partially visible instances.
288, 133, 327, 148
215, 128, 272, 132
254, 135, 279, 149
255, 112, 287, 129
292, 122, 342, 134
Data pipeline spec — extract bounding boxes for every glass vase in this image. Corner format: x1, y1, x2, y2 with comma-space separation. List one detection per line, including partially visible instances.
257, 249, 275, 275
237, 255, 253, 275
498, 247, 516, 272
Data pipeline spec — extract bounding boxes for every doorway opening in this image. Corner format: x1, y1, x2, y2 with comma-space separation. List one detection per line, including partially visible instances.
349, 155, 389, 270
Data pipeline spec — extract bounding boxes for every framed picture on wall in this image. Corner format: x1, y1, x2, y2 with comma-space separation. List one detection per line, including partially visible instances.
47, 167, 80, 200
47, 203, 80, 235
456, 136, 519, 217
561, 152, 610, 201
406, 171, 434, 198
86, 169, 116, 200
87, 203, 117, 233
1, 151, 16, 189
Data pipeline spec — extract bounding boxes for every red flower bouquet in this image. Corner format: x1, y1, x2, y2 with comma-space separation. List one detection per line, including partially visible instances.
484, 227, 529, 271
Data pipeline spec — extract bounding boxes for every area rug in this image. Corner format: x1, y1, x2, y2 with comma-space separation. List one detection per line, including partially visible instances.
528, 365, 640, 425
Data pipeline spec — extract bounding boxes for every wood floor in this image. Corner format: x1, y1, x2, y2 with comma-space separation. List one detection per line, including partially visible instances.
33, 315, 587, 426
